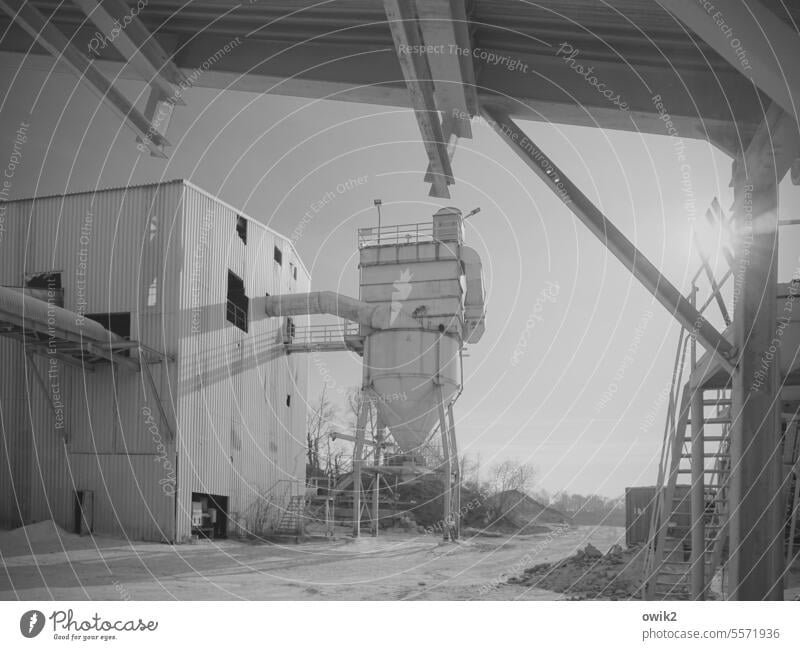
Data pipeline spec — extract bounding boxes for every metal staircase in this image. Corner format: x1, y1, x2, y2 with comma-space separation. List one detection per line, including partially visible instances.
645, 378, 732, 599
274, 495, 307, 536
642, 202, 800, 598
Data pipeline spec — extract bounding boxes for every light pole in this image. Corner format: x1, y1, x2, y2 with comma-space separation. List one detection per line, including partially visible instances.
374, 199, 382, 244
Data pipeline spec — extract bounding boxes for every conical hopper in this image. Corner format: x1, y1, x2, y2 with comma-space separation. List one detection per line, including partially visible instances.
366, 330, 460, 453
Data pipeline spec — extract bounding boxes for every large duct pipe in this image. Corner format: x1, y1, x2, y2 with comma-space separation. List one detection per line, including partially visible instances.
264, 291, 420, 330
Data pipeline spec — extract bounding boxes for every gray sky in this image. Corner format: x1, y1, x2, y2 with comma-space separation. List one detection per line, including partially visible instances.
2, 64, 799, 497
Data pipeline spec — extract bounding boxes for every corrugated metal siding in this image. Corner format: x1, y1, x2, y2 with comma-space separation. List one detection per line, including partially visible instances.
0, 180, 308, 542
175, 184, 308, 540
0, 184, 182, 541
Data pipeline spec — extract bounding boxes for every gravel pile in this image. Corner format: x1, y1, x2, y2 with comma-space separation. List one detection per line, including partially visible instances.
507, 543, 644, 600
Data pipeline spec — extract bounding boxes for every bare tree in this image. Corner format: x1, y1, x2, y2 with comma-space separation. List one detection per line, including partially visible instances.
487, 460, 537, 521
459, 452, 485, 493
306, 387, 337, 475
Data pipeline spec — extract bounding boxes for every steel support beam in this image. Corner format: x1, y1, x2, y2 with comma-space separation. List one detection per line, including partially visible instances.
71, 0, 186, 103
0, 0, 168, 157
383, 0, 453, 198
656, 0, 800, 118
447, 402, 460, 540
728, 182, 783, 600
437, 383, 453, 541
482, 106, 736, 367
414, 0, 474, 138
733, 104, 800, 211
352, 395, 368, 538
690, 381, 706, 600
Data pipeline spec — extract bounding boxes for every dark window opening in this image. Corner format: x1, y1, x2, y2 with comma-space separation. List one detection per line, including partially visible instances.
26, 271, 61, 290
236, 215, 247, 244
283, 316, 296, 343
73, 490, 93, 536
286, 394, 291, 407
86, 312, 131, 339
226, 270, 249, 332
25, 271, 63, 307
191, 492, 229, 539
273, 245, 283, 266
293, 266, 298, 280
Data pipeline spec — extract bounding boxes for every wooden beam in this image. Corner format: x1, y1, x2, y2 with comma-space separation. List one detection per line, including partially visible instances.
383, 0, 453, 198
71, 0, 186, 104
0, 0, 168, 157
482, 105, 737, 367
656, 0, 800, 118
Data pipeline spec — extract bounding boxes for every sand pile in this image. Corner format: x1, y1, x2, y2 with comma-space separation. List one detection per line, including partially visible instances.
507, 543, 644, 599
0, 520, 76, 557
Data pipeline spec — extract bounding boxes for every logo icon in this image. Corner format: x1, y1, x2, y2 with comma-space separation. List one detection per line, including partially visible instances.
20, 610, 45, 638
390, 268, 413, 324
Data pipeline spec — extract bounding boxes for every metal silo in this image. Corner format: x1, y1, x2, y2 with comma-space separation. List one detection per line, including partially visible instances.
264, 206, 485, 539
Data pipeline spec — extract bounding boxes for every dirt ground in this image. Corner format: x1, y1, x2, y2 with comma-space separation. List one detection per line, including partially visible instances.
1, 521, 627, 600
3, 521, 798, 601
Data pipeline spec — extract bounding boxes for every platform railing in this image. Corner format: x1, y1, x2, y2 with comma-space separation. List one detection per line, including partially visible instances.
288, 322, 360, 347
358, 222, 434, 248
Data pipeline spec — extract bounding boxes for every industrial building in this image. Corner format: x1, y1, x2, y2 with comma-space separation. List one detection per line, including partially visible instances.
0, 180, 309, 542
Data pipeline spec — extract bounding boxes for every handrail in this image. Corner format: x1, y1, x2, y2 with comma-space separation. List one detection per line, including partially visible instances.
358, 222, 434, 248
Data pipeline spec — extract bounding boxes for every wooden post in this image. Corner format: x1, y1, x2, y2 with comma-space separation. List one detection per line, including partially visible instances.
729, 183, 783, 600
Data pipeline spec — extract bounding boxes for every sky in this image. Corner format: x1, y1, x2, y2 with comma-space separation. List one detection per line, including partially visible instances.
1, 62, 799, 498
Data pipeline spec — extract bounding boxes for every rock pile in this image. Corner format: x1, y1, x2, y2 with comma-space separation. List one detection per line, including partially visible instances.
507, 542, 644, 600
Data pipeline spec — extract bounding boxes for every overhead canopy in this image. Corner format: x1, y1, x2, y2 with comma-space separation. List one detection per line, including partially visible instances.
2, 0, 793, 166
